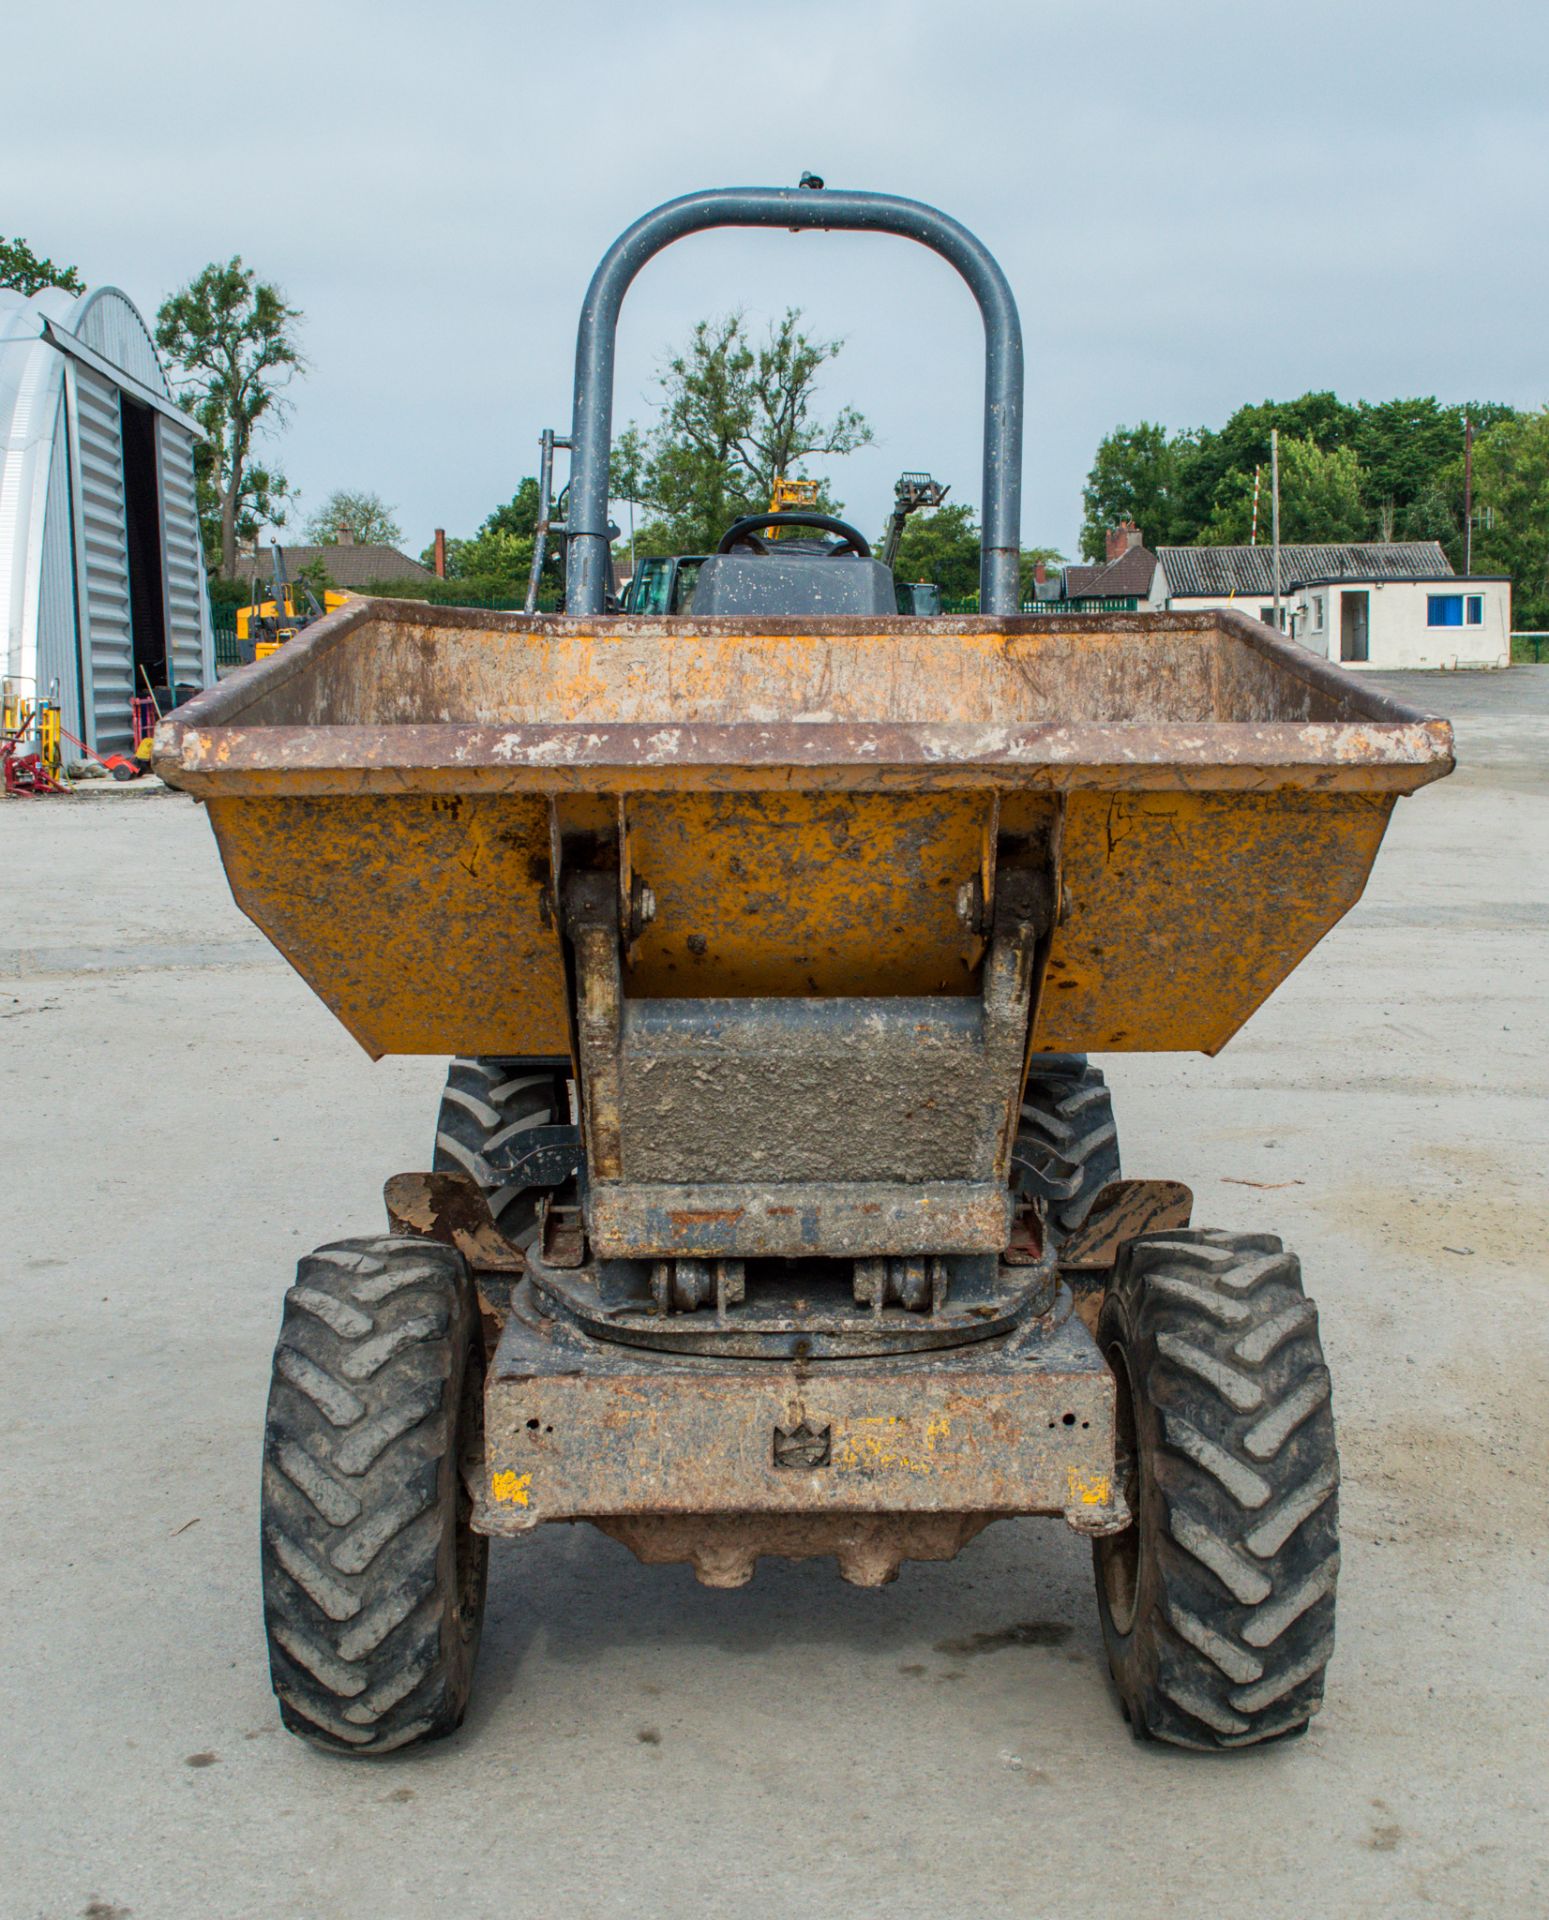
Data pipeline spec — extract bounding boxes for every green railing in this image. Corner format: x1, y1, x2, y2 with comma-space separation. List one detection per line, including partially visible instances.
1025, 595, 1140, 615
212, 609, 241, 668
940, 595, 1141, 616
1512, 631, 1549, 664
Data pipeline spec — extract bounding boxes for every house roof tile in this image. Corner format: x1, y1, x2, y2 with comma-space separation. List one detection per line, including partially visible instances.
1067, 544, 1158, 599
247, 542, 434, 587
1158, 541, 1451, 598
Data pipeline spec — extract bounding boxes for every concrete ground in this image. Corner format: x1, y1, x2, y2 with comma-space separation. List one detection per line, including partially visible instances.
3, 670, 1546, 1920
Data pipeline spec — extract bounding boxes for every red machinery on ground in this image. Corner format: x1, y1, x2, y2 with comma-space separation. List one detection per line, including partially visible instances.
1, 694, 146, 793
1, 728, 64, 795
2, 700, 64, 796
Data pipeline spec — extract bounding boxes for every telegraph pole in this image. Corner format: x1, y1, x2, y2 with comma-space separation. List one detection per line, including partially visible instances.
1464, 414, 1474, 576
1270, 429, 1282, 630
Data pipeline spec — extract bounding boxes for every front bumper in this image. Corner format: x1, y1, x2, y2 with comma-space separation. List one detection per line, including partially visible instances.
475, 1280, 1124, 1542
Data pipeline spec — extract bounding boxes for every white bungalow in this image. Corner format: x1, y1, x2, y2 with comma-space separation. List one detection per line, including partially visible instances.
1155, 541, 1510, 669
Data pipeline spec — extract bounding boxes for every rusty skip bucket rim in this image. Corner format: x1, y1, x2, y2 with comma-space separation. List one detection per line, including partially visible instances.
155, 597, 1455, 799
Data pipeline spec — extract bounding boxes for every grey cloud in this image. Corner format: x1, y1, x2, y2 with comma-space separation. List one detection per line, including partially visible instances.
7, 0, 1544, 556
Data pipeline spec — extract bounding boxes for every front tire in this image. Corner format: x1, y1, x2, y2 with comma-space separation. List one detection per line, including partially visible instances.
1093, 1229, 1340, 1750
260, 1235, 488, 1755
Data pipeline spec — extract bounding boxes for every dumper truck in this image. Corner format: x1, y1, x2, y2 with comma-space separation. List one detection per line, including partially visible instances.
155, 183, 1454, 1757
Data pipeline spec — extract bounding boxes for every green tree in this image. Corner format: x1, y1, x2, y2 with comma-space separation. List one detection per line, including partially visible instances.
1468, 408, 1549, 629
891, 502, 982, 599
156, 258, 303, 576
1079, 390, 1532, 616
1350, 398, 1516, 536
744, 309, 870, 488
303, 489, 402, 547
1019, 547, 1066, 602
1203, 437, 1369, 545
1398, 476, 1463, 553
1080, 422, 1191, 559
480, 477, 541, 541
294, 556, 334, 602
430, 479, 561, 598
0, 237, 84, 296
1179, 393, 1358, 534
1080, 391, 1516, 557
610, 424, 649, 572
632, 309, 871, 553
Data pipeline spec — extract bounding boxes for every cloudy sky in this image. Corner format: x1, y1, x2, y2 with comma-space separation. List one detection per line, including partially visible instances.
9, 0, 1545, 560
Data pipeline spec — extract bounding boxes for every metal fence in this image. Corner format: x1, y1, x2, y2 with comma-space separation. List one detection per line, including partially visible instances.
941, 595, 1141, 616
212, 608, 241, 668
1512, 631, 1549, 663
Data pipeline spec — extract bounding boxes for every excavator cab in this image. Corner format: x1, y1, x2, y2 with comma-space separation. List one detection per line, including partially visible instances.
624, 553, 705, 614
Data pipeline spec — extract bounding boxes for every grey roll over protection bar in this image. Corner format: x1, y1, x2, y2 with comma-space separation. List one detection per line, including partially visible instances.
564, 184, 1025, 616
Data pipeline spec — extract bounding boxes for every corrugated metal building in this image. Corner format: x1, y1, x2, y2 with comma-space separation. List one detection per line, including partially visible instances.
0, 283, 214, 757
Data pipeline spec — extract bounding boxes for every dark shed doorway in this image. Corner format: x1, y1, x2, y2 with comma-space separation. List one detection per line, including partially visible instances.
120, 395, 168, 692
1340, 590, 1370, 664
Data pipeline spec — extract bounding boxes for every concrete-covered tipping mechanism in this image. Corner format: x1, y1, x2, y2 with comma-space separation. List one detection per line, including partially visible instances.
155, 182, 1454, 1759
454, 799, 1130, 1560
561, 828, 1051, 1267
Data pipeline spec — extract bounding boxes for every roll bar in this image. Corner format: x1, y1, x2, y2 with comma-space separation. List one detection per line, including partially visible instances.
564, 185, 1025, 615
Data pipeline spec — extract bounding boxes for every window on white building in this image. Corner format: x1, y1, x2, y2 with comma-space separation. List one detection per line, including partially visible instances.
1428, 594, 1463, 627
1466, 594, 1483, 625
1312, 594, 1324, 628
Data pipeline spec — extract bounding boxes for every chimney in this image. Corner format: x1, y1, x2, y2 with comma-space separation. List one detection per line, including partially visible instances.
434, 528, 447, 579
335, 523, 355, 546
1106, 519, 1142, 563
1034, 561, 1047, 584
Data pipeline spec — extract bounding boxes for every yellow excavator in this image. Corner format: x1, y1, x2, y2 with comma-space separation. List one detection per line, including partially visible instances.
765, 475, 820, 523
236, 544, 349, 662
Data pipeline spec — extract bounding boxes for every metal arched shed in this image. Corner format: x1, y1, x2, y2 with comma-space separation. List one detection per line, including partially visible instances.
0, 283, 214, 757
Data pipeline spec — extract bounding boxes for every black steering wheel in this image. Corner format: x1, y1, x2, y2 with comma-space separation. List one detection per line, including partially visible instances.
716, 510, 872, 558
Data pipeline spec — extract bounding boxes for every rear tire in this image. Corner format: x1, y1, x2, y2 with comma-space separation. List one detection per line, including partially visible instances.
261, 1235, 488, 1755
1093, 1229, 1340, 1751
1019, 1053, 1121, 1238
433, 1058, 569, 1248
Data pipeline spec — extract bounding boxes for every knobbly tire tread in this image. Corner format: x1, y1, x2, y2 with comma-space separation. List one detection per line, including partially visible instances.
433, 1058, 568, 1247
1020, 1053, 1121, 1235
261, 1235, 488, 1756
1093, 1228, 1340, 1751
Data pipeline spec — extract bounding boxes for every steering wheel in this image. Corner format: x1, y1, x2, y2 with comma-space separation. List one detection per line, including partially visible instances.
716, 510, 872, 558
